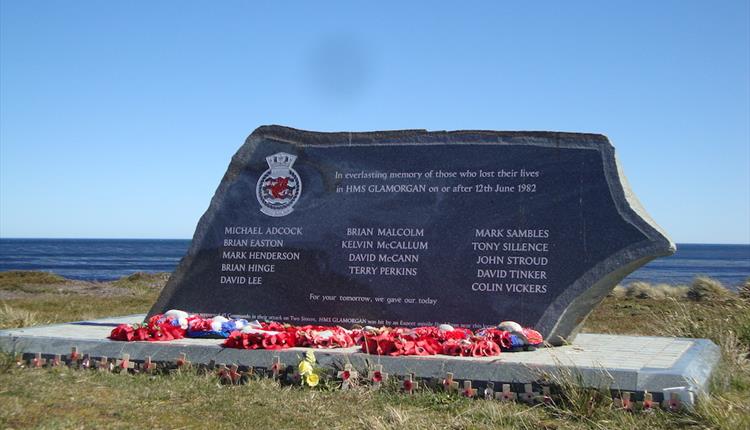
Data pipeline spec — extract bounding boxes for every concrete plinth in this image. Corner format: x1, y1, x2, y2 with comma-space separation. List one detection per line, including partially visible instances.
0, 314, 720, 406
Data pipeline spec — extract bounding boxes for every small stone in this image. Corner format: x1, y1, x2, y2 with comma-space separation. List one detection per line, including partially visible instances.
497, 321, 523, 332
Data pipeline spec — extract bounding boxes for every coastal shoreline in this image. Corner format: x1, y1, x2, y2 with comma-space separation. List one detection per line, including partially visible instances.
1, 239, 748, 289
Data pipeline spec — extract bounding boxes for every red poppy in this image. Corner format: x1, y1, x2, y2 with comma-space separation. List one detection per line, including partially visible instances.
189, 319, 213, 332
441, 340, 462, 356
159, 319, 186, 340
372, 371, 382, 383
261, 334, 280, 349
440, 328, 472, 341
479, 328, 511, 349
523, 328, 543, 345
133, 327, 150, 341
223, 332, 242, 348
146, 314, 162, 329
109, 324, 134, 341
417, 337, 441, 355
470, 339, 501, 357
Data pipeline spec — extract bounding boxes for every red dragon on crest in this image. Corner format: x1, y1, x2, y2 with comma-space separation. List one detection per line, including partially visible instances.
265, 177, 292, 199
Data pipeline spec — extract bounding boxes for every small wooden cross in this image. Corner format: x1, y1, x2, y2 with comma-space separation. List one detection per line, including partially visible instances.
229, 364, 243, 385
462, 380, 477, 398
68, 347, 81, 366
495, 384, 517, 402
270, 356, 284, 379
614, 392, 634, 411
518, 384, 539, 404
80, 354, 92, 370
175, 353, 190, 368
50, 354, 63, 367
97, 356, 112, 372
31, 352, 46, 368
641, 392, 658, 410
337, 363, 359, 390
140, 356, 156, 373
442, 372, 459, 392
116, 354, 135, 374
368, 364, 388, 389
199, 360, 217, 375
662, 392, 682, 411
402, 374, 418, 394
483, 382, 495, 400
217, 364, 233, 385
239, 365, 252, 384
538, 386, 554, 405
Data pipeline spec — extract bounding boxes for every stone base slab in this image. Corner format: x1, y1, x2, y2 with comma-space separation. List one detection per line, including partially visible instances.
0, 314, 720, 406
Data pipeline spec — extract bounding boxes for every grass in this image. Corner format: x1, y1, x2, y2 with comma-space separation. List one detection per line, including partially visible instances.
0, 270, 67, 294
0, 271, 66, 288
610, 282, 689, 300
0, 271, 749, 429
1, 365, 743, 430
112, 272, 170, 296
687, 276, 734, 301
741, 279, 750, 300
0, 272, 161, 329
0, 295, 158, 328
0, 303, 45, 329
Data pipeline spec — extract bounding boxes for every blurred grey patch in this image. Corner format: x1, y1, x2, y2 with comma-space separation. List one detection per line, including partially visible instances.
305, 34, 372, 103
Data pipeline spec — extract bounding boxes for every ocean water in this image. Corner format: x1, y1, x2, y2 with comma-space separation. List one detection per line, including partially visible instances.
0, 239, 748, 290
0, 239, 188, 281
621, 243, 749, 290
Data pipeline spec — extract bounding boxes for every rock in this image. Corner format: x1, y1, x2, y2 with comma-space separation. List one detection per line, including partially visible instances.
497, 321, 523, 332
148, 126, 674, 345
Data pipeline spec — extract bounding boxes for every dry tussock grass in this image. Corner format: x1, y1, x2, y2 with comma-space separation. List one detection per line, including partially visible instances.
0, 304, 46, 330
612, 282, 690, 300
687, 276, 732, 301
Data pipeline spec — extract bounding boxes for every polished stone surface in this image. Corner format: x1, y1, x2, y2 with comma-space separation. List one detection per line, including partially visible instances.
148, 127, 675, 344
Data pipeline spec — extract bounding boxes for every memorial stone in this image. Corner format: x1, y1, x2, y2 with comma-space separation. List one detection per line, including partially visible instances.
149, 126, 675, 344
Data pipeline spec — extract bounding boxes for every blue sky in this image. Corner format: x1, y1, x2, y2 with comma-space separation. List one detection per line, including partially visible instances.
1, 1, 748, 243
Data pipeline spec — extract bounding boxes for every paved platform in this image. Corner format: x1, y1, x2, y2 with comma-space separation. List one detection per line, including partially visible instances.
0, 314, 720, 406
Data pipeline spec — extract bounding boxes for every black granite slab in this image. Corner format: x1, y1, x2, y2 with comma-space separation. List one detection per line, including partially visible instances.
149, 126, 675, 344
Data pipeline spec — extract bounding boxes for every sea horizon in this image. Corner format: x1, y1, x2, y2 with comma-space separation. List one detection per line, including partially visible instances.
0, 238, 748, 289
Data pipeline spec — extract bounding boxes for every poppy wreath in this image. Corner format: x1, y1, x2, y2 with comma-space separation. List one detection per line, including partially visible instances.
294, 325, 356, 348
360, 328, 443, 356
109, 314, 187, 342
108, 310, 544, 357
359, 325, 544, 357
223, 324, 356, 350
476, 327, 545, 352
224, 329, 298, 350
186, 315, 250, 338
